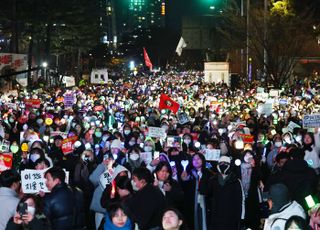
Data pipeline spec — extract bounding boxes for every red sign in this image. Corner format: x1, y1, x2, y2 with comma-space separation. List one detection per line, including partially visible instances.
25, 99, 41, 109
240, 134, 254, 143
61, 136, 78, 155
190, 133, 199, 141
0, 153, 13, 173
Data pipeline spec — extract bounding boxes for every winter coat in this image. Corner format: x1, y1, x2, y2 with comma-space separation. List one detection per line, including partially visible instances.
273, 159, 317, 210
6, 214, 51, 230
125, 184, 166, 230
304, 145, 320, 171
200, 173, 244, 230
0, 187, 20, 230
263, 201, 306, 230
43, 183, 85, 230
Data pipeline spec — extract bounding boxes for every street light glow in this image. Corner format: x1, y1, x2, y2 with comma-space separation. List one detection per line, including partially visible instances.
42, 62, 48, 68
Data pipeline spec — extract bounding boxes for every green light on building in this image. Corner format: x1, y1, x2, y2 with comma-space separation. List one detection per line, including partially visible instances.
129, 0, 145, 11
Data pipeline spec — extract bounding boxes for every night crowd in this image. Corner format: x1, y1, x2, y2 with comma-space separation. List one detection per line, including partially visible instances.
0, 72, 320, 230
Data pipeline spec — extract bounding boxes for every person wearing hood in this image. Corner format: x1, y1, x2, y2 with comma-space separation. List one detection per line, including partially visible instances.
124, 146, 146, 172
264, 183, 306, 230
266, 135, 283, 171
90, 159, 130, 230
200, 156, 244, 230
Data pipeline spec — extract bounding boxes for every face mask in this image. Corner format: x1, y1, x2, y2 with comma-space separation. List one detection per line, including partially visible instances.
131, 180, 139, 191
144, 146, 153, 152
284, 136, 291, 144
9, 118, 15, 123
184, 139, 191, 145
30, 154, 40, 163
130, 153, 140, 161
95, 132, 102, 138
129, 141, 135, 146
274, 141, 282, 148
124, 130, 131, 135
217, 164, 230, 175
295, 135, 302, 143
27, 206, 36, 216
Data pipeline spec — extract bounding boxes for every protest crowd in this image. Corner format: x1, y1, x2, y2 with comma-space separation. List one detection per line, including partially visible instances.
0, 72, 320, 230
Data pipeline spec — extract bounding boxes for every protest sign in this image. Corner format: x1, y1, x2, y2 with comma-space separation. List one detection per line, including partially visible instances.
177, 112, 190, 125
147, 127, 166, 139
166, 136, 182, 148
24, 99, 41, 109
269, 90, 280, 97
6, 103, 17, 110
140, 152, 153, 165
279, 99, 288, 105
0, 153, 13, 173
303, 114, 320, 128
240, 134, 254, 143
64, 94, 74, 108
61, 136, 78, 155
50, 131, 68, 139
204, 149, 221, 161
0, 140, 10, 153
287, 121, 301, 133
257, 87, 265, 93
99, 169, 113, 189
258, 103, 273, 116
21, 169, 69, 194
255, 93, 269, 101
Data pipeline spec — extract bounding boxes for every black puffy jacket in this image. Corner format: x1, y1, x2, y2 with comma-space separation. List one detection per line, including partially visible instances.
43, 183, 85, 230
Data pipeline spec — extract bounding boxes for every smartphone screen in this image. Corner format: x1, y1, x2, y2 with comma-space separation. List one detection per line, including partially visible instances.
18, 203, 27, 216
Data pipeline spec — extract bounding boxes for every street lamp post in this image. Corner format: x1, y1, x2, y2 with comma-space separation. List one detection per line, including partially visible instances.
42, 62, 48, 86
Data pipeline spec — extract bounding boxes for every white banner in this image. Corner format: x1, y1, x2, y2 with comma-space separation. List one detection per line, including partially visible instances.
147, 127, 167, 139
205, 149, 221, 161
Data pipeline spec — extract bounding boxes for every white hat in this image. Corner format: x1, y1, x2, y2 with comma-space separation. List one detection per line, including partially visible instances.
218, 156, 231, 164
110, 139, 122, 149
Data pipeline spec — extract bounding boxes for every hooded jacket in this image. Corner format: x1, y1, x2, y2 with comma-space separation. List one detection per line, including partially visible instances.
90, 164, 130, 213
263, 201, 306, 230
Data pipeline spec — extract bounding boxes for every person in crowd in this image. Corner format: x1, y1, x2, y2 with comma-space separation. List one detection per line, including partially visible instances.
153, 161, 184, 209
200, 156, 244, 230
303, 132, 320, 174
6, 194, 50, 230
0, 169, 21, 230
308, 203, 320, 230
264, 183, 306, 230
99, 203, 135, 230
43, 167, 85, 230
125, 167, 166, 230
180, 152, 212, 230
162, 208, 187, 230
285, 215, 311, 230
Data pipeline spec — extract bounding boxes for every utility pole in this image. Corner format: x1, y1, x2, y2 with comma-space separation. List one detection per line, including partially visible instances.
264, 0, 268, 87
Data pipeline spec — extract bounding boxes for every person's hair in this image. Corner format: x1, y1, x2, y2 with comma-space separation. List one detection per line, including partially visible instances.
192, 152, 206, 171
35, 157, 50, 167
303, 132, 315, 146
132, 167, 153, 184
284, 215, 309, 230
154, 161, 173, 181
44, 166, 65, 182
162, 207, 188, 230
116, 176, 133, 193
0, 169, 21, 188
30, 141, 45, 150
17, 194, 43, 215
107, 202, 131, 220
275, 152, 290, 163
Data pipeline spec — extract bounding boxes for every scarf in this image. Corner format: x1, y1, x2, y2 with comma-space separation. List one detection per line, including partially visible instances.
241, 163, 252, 198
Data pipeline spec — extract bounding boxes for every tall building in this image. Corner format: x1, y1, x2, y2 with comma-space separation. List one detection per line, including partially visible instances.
114, 0, 166, 36
99, 0, 117, 45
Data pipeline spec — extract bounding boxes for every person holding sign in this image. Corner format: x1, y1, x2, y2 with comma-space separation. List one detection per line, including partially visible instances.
6, 194, 50, 230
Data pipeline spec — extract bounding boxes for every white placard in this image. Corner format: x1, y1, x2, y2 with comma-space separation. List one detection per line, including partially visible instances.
287, 121, 301, 133
269, 90, 280, 97
99, 169, 113, 189
205, 149, 221, 161
257, 87, 265, 93
21, 169, 69, 194
140, 152, 153, 165
258, 103, 273, 116
303, 114, 320, 128
147, 127, 167, 139
255, 93, 269, 101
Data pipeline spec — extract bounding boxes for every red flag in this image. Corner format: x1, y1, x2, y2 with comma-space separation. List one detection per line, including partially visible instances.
143, 47, 153, 71
159, 94, 180, 114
